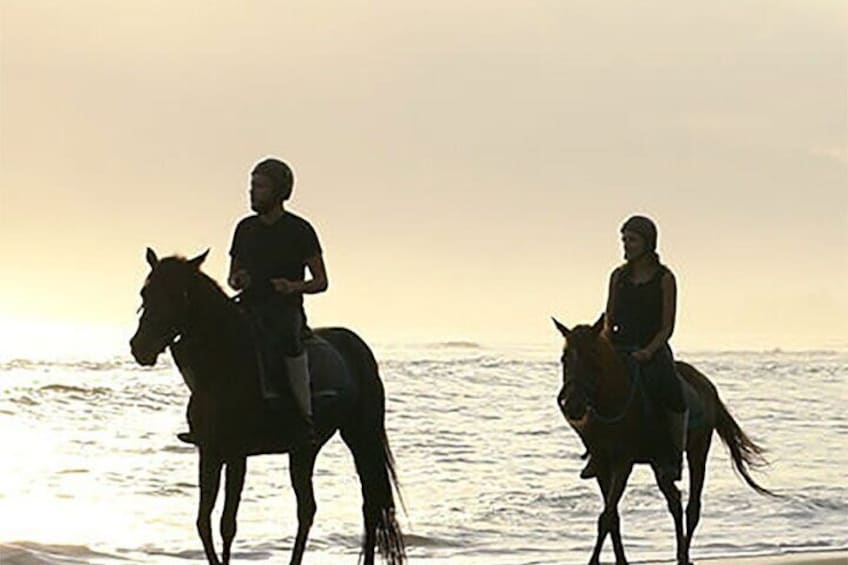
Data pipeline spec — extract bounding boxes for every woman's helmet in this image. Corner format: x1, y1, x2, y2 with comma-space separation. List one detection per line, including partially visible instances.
620, 215, 658, 251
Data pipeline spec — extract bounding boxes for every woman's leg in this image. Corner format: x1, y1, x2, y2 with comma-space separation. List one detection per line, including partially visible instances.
644, 346, 686, 480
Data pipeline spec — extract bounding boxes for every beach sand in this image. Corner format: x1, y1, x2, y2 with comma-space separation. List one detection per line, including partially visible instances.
658, 551, 848, 565
2, 544, 847, 565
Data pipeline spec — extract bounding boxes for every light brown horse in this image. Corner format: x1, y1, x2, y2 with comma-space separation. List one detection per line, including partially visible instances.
552, 317, 774, 565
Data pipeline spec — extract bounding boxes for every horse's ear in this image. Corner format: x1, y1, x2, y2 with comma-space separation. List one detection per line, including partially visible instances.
188, 249, 210, 269
591, 313, 605, 334
146, 247, 159, 269
552, 317, 570, 337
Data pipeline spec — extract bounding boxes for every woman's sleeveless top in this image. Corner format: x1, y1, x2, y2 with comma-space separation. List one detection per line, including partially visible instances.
610, 265, 669, 349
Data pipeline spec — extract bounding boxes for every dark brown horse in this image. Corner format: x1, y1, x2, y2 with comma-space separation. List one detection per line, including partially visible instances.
130, 249, 406, 565
552, 317, 774, 565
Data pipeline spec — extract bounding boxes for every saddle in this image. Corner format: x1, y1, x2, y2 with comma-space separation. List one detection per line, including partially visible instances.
605, 352, 704, 469
174, 317, 357, 452
248, 317, 356, 412
617, 352, 705, 433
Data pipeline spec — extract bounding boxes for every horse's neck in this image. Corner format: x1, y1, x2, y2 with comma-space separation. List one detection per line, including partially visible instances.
190, 295, 238, 339
179, 286, 251, 390
595, 347, 632, 415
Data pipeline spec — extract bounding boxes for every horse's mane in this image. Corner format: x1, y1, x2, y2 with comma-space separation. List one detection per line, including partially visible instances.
568, 325, 622, 377
568, 326, 605, 359
157, 256, 233, 307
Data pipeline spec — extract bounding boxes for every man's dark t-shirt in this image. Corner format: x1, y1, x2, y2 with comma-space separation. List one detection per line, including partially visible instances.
229, 212, 322, 309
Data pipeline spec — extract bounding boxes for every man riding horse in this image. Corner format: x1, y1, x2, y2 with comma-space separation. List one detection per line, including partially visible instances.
179, 157, 327, 448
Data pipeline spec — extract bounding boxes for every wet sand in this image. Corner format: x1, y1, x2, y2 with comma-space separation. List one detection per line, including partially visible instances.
695, 551, 848, 565
641, 551, 848, 565
2, 544, 847, 565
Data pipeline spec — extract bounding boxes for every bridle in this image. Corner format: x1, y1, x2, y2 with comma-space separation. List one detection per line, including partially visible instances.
137, 286, 192, 352
560, 342, 641, 427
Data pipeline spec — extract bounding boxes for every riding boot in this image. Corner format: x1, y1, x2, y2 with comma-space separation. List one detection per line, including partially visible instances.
258, 360, 282, 399
285, 353, 316, 450
658, 409, 687, 482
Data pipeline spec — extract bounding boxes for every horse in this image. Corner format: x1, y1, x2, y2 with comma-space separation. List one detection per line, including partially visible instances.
129, 248, 406, 565
552, 316, 774, 565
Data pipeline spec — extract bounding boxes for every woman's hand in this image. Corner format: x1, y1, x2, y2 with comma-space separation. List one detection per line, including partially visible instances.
632, 349, 652, 363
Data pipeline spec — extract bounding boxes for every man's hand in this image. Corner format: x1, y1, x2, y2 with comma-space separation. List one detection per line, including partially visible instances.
632, 349, 652, 363
271, 277, 296, 294
228, 269, 251, 291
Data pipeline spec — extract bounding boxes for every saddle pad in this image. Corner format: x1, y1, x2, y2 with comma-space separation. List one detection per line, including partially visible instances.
304, 334, 356, 406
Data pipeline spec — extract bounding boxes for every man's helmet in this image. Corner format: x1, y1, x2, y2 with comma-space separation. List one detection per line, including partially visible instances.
252, 158, 294, 200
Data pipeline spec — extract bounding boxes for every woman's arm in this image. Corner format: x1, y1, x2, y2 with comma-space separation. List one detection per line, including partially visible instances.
636, 271, 676, 360
601, 267, 622, 340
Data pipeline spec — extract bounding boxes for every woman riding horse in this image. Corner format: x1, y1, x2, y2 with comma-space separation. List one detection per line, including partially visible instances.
582, 215, 687, 481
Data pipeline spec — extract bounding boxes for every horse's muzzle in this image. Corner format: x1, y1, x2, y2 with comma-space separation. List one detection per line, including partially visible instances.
129, 331, 173, 367
130, 340, 159, 366
559, 391, 588, 422
567, 411, 590, 431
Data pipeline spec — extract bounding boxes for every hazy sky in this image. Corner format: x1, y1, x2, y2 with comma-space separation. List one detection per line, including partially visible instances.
1, 1, 846, 354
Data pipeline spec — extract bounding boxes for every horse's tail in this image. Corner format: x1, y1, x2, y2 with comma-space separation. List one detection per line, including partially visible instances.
372, 424, 407, 565
330, 328, 406, 565
713, 389, 776, 497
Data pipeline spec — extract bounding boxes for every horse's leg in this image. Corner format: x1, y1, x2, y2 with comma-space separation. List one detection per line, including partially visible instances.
607, 476, 628, 565
684, 430, 712, 565
220, 457, 247, 565
287, 449, 318, 565
590, 462, 633, 565
197, 449, 223, 565
652, 461, 686, 564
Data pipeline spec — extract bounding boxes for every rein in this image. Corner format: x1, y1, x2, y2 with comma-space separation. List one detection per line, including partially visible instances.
146, 282, 235, 352
587, 347, 643, 426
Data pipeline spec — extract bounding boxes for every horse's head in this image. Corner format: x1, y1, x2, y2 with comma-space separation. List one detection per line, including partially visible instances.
130, 247, 209, 366
552, 315, 606, 428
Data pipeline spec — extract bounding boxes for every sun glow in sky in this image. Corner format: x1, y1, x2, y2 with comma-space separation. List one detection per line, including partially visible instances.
1, 1, 846, 356
0, 316, 131, 361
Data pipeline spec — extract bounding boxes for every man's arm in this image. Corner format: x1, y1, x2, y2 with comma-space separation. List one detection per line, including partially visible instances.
302, 254, 329, 294
271, 254, 328, 295
228, 221, 251, 291
228, 257, 251, 291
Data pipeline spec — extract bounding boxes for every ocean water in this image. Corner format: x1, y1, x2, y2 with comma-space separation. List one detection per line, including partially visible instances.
1, 343, 846, 564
